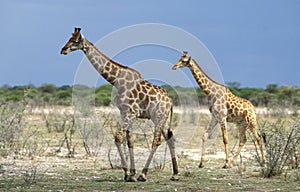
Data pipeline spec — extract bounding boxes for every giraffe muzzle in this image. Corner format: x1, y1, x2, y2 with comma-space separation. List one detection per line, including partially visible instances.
172, 65, 178, 70
60, 48, 68, 55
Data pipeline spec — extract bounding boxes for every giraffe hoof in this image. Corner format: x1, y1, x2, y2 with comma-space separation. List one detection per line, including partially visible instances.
198, 162, 205, 168
170, 174, 179, 181
137, 174, 147, 182
222, 163, 231, 169
124, 175, 137, 182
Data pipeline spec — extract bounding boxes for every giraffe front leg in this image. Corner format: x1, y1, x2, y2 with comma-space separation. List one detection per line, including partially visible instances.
221, 121, 230, 169
114, 129, 129, 180
199, 118, 218, 168
125, 129, 137, 182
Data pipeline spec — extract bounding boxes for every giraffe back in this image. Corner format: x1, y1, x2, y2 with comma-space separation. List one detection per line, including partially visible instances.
225, 89, 256, 125
114, 78, 172, 122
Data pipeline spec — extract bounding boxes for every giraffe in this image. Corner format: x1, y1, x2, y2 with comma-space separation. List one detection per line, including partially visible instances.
60, 28, 178, 182
172, 51, 266, 168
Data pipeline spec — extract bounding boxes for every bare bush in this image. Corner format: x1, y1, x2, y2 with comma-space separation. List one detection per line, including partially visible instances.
252, 118, 299, 178
21, 128, 50, 159
0, 95, 28, 157
42, 107, 76, 157
22, 164, 39, 185
42, 107, 73, 133
75, 114, 105, 156
74, 107, 118, 157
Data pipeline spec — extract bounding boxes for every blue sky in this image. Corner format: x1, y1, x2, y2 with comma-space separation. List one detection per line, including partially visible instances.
1, 0, 299, 88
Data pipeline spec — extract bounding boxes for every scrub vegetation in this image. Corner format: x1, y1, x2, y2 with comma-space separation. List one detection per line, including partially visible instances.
0, 84, 299, 191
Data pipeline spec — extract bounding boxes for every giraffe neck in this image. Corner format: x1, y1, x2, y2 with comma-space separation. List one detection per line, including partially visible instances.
188, 59, 225, 96
82, 39, 142, 87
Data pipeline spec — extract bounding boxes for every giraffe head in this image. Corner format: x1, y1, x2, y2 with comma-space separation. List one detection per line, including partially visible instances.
61, 28, 86, 55
172, 51, 192, 70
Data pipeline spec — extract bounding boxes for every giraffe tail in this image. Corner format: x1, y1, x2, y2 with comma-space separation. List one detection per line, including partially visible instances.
261, 132, 267, 144
168, 105, 173, 132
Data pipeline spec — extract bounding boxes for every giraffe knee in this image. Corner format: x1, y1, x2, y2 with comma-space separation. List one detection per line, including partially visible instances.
115, 130, 124, 143
202, 132, 208, 142
239, 139, 247, 147
152, 136, 162, 148
253, 131, 264, 145
152, 131, 162, 148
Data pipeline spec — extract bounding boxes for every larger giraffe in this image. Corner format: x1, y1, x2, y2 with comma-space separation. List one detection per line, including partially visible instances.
61, 28, 178, 181
172, 51, 265, 168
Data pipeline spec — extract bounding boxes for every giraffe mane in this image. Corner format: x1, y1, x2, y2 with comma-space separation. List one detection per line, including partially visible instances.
191, 58, 227, 88
87, 40, 143, 79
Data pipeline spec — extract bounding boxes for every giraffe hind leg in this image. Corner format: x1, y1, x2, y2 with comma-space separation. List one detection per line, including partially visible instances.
232, 126, 247, 166
251, 125, 266, 165
137, 128, 162, 182
245, 119, 266, 166
137, 120, 179, 182
165, 129, 179, 181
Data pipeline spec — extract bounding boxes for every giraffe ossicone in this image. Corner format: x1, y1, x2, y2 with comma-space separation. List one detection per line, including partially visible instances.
61, 28, 179, 182
172, 51, 266, 168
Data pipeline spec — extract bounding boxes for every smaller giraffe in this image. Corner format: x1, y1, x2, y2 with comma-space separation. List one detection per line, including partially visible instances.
61, 28, 178, 181
172, 51, 266, 168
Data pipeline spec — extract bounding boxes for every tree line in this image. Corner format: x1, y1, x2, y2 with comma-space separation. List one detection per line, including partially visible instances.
0, 83, 299, 107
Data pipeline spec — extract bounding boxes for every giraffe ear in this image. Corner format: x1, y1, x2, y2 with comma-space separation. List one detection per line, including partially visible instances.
78, 33, 85, 41
188, 56, 191, 62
